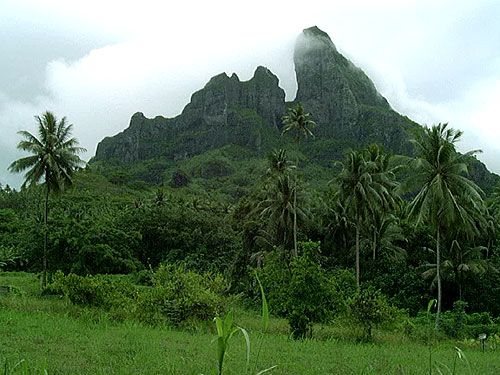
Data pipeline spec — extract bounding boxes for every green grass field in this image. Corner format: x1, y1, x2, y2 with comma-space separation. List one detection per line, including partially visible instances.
1, 272, 499, 374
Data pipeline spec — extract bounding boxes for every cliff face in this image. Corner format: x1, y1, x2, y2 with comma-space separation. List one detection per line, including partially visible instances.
294, 26, 390, 138
92, 26, 498, 192
95, 66, 285, 162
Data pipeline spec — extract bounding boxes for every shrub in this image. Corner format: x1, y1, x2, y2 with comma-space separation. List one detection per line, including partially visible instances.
254, 248, 291, 318
286, 242, 343, 339
134, 264, 228, 325
441, 300, 468, 338
257, 242, 346, 339
51, 271, 136, 309
51, 265, 230, 326
349, 287, 394, 341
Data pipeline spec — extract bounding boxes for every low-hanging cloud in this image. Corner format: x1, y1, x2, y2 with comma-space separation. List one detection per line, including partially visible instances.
2, 0, 500, 187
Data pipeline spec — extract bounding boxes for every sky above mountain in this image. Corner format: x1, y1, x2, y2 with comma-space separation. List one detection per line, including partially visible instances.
1, 0, 500, 187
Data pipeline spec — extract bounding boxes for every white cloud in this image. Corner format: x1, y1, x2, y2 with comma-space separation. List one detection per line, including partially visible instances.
2, 0, 500, 187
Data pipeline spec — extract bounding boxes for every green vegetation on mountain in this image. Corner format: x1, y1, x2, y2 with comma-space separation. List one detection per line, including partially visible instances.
4, 25, 500, 374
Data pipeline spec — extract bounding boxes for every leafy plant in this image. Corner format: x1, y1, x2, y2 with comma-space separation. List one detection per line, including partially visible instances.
286, 241, 343, 339
213, 310, 250, 375
349, 287, 394, 341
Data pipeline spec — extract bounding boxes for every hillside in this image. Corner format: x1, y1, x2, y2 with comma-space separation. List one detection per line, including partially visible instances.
91, 26, 498, 195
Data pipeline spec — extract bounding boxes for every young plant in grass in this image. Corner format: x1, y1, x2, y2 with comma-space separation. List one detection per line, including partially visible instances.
349, 287, 394, 341
252, 272, 277, 374
426, 299, 437, 375
213, 310, 250, 375
3, 358, 49, 375
209, 274, 276, 375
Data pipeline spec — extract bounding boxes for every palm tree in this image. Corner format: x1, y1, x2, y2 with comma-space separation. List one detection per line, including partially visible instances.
282, 102, 316, 257
9, 111, 85, 288
265, 149, 295, 179
336, 145, 396, 289
407, 123, 484, 328
364, 143, 401, 261
258, 173, 294, 251
422, 239, 492, 302
362, 212, 406, 262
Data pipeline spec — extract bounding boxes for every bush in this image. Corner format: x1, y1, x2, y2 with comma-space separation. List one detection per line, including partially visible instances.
257, 242, 347, 339
51, 265, 230, 326
441, 300, 468, 338
254, 248, 291, 318
349, 287, 394, 341
286, 242, 344, 339
134, 264, 229, 325
440, 302, 500, 339
51, 271, 136, 309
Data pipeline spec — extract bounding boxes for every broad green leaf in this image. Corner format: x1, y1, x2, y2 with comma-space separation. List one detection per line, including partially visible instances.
214, 316, 223, 337
427, 299, 437, 313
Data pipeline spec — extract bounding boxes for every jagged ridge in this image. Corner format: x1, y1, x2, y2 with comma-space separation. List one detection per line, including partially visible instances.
93, 26, 498, 193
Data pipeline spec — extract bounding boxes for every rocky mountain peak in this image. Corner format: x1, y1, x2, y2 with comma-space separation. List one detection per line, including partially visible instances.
294, 26, 390, 137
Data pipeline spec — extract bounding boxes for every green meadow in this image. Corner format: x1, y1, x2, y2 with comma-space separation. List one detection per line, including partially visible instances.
1, 272, 499, 375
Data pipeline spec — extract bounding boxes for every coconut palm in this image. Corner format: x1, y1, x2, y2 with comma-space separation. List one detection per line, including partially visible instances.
8, 111, 85, 288
407, 123, 484, 327
422, 239, 492, 302
362, 212, 406, 262
282, 102, 316, 257
364, 143, 401, 261
336, 145, 396, 289
258, 173, 307, 252
265, 148, 295, 178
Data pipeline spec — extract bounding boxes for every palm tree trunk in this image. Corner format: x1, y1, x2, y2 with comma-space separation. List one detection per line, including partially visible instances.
356, 221, 360, 290
372, 231, 376, 261
293, 154, 298, 257
42, 181, 49, 290
435, 229, 442, 329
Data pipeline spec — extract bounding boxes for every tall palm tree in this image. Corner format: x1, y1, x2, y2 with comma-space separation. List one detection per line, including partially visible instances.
265, 148, 295, 179
282, 102, 316, 257
407, 123, 484, 328
336, 144, 396, 289
362, 212, 406, 262
258, 173, 305, 251
422, 239, 491, 302
9, 111, 85, 288
364, 143, 400, 261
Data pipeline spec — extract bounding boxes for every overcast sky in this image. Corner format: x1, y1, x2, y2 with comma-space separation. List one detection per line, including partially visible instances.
1, 0, 500, 188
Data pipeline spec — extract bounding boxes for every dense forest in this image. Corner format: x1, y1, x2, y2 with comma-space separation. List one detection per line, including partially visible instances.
2, 27, 500, 346
2, 114, 500, 337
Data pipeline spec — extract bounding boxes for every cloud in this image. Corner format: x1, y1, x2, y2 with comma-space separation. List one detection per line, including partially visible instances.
2, 0, 500, 188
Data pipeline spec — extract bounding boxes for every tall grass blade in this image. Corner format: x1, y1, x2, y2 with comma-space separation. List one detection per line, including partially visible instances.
238, 327, 251, 366
254, 272, 269, 331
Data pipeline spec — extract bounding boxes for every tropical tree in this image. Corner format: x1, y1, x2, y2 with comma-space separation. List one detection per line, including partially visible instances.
364, 143, 401, 261
407, 123, 484, 327
265, 148, 295, 178
282, 102, 316, 257
258, 173, 307, 252
336, 144, 397, 288
362, 212, 406, 262
422, 239, 492, 302
8, 111, 85, 288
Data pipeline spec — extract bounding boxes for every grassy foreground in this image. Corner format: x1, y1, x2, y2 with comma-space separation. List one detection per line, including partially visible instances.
1, 273, 500, 374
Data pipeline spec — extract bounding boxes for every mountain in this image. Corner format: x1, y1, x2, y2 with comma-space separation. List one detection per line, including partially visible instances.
95, 66, 285, 162
92, 26, 498, 194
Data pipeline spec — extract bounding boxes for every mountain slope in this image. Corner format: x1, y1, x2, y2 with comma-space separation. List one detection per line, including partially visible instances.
92, 26, 498, 194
